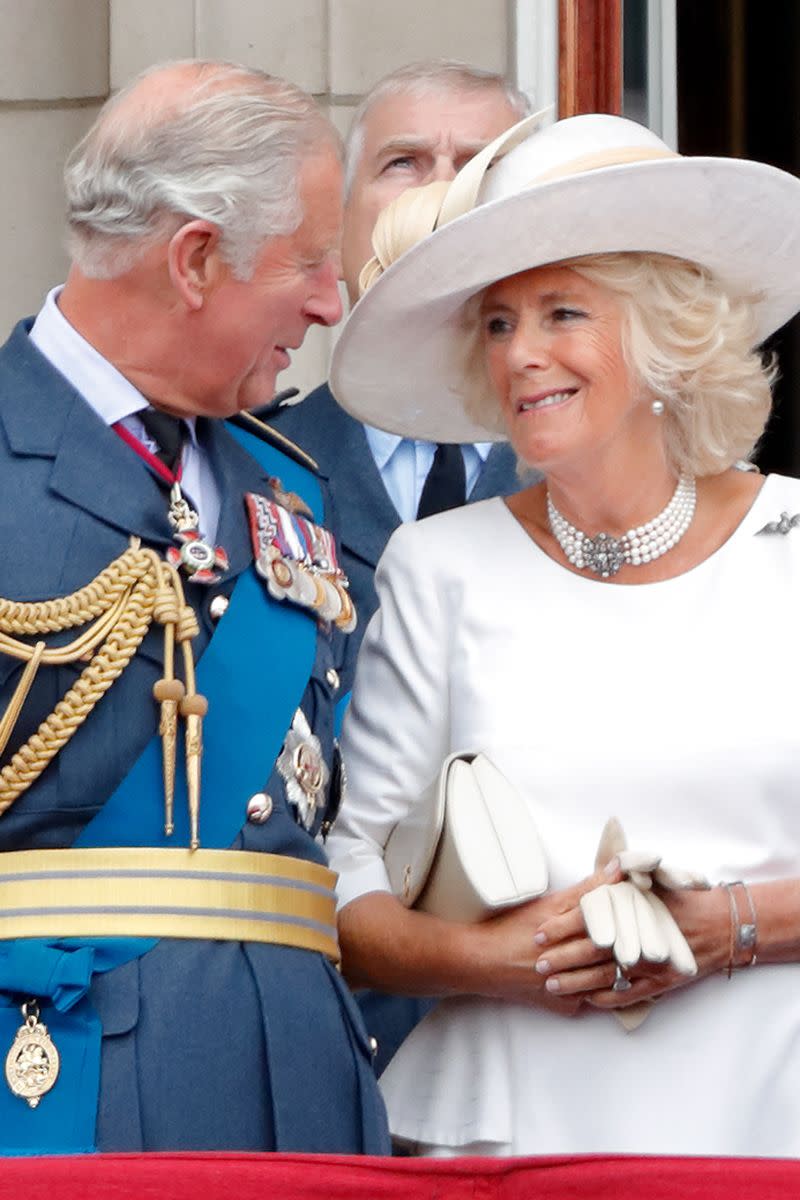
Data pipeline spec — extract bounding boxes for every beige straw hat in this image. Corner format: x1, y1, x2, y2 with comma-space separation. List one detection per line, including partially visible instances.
330, 113, 800, 443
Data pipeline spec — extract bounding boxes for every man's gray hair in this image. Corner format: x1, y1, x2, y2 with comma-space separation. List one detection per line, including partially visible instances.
65, 59, 339, 280
343, 59, 531, 198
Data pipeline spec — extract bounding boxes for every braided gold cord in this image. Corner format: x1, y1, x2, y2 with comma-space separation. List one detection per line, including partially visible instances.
0, 546, 151, 636
0, 543, 205, 840
0, 558, 161, 811
0, 584, 136, 666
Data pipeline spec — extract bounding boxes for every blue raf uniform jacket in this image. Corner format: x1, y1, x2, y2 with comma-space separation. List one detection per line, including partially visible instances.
0, 321, 389, 1154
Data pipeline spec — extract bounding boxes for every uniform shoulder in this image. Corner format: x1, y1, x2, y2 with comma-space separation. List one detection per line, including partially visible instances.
263, 383, 370, 480
265, 383, 342, 433
227, 410, 320, 474
259, 382, 363, 469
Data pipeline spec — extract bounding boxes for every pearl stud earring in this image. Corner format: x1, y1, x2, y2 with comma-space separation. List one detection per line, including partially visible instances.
651, 399, 665, 416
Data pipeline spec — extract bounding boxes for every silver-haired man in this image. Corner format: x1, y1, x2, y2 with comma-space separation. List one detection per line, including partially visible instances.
0, 59, 389, 1155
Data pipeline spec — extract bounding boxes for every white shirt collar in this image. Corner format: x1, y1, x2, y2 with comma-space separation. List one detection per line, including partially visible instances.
29, 286, 198, 445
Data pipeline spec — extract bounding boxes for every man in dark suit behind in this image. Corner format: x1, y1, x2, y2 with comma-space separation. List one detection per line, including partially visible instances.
272, 61, 532, 1079
272, 61, 531, 695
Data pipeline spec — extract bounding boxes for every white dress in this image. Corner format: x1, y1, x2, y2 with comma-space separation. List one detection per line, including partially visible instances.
327, 473, 800, 1158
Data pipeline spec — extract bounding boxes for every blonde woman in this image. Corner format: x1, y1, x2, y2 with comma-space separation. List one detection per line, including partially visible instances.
326, 114, 800, 1158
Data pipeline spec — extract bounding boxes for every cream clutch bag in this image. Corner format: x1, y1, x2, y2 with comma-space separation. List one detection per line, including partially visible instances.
383, 751, 548, 923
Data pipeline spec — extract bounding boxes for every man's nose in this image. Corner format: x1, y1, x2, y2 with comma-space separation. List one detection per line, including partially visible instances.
429, 155, 459, 183
306, 262, 344, 327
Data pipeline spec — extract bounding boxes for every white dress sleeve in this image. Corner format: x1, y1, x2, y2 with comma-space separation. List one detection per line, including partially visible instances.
326, 521, 452, 909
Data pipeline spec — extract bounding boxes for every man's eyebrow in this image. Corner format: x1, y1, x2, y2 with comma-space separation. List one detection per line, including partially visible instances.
374, 134, 435, 159
373, 134, 490, 160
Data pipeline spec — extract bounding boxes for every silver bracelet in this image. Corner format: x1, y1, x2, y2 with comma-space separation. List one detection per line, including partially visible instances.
720, 880, 758, 977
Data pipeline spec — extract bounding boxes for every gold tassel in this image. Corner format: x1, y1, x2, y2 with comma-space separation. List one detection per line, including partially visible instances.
180, 693, 208, 850
152, 677, 185, 835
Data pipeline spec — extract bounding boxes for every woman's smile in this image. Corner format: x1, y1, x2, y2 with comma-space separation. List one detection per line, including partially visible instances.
516, 387, 578, 414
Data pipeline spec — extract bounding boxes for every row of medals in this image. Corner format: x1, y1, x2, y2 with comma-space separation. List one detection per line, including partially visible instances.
247, 492, 356, 633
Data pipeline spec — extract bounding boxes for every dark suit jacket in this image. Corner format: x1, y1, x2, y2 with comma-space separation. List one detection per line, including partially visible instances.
271, 382, 523, 693
0, 322, 388, 1153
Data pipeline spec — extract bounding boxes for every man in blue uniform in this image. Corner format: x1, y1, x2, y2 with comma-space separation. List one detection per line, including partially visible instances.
0, 59, 388, 1155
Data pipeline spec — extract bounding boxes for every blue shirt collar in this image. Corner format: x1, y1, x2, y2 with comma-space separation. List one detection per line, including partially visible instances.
363, 422, 493, 466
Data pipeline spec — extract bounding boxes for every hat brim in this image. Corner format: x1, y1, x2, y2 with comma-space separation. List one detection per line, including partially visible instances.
330, 156, 800, 443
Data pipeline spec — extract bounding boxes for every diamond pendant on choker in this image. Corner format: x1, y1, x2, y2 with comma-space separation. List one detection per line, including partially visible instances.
547, 474, 696, 578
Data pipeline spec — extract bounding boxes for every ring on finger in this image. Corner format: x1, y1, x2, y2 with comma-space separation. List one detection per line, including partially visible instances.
612, 963, 632, 993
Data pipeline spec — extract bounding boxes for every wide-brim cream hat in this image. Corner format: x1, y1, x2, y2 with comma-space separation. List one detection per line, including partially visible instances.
330, 112, 800, 443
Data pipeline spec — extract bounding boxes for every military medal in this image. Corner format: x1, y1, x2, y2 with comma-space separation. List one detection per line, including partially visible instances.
165, 483, 229, 584
114, 419, 229, 585
245, 492, 357, 632
278, 709, 330, 830
5, 1001, 60, 1108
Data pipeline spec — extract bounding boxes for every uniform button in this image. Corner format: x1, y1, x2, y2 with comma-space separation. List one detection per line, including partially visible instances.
246, 792, 273, 823
325, 668, 340, 691
209, 595, 229, 621
369, 1036, 378, 1057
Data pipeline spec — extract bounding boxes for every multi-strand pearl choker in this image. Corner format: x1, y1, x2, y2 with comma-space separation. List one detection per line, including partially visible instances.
547, 474, 697, 578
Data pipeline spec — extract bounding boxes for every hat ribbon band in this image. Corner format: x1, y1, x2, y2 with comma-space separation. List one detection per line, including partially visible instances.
527, 144, 679, 186
438, 144, 679, 228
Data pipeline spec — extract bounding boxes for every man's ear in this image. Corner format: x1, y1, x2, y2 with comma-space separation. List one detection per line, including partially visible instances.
167, 220, 225, 310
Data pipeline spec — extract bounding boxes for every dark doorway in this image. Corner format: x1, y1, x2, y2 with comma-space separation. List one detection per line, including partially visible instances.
677, 0, 800, 476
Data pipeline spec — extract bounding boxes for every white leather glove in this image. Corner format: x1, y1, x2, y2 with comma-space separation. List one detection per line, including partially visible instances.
580, 818, 708, 1031
582, 816, 706, 976
598, 817, 710, 894
580, 881, 698, 976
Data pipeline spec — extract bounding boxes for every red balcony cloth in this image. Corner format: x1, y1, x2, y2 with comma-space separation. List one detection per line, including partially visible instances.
1, 1153, 798, 1200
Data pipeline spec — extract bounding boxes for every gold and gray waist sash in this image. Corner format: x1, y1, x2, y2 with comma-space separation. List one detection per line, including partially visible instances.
0, 847, 339, 962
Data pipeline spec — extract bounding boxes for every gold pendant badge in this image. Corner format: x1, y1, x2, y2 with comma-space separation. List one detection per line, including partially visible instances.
5, 1001, 60, 1108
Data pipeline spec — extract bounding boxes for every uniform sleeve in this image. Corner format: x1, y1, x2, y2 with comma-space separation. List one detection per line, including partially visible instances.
326, 522, 452, 908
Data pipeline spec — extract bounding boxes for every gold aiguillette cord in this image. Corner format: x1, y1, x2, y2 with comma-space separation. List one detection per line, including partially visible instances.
151, 560, 208, 848
0, 540, 207, 848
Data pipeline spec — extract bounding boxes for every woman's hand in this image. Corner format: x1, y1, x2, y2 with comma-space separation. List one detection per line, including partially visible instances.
463, 860, 625, 1011
337, 861, 625, 1016
533, 883, 731, 1007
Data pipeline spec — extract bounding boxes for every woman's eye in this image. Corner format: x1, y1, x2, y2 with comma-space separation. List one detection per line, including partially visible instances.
484, 316, 512, 338
552, 306, 587, 322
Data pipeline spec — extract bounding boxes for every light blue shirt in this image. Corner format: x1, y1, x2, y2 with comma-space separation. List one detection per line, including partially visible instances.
363, 424, 492, 523
29, 286, 221, 540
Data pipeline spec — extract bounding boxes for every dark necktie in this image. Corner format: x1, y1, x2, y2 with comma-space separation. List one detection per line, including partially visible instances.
416, 443, 467, 519
139, 407, 186, 474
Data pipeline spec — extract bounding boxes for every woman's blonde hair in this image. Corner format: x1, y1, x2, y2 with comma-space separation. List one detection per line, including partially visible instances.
459, 252, 776, 476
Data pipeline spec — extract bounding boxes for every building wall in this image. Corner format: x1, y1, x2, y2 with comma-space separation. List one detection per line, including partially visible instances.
0, 0, 521, 397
